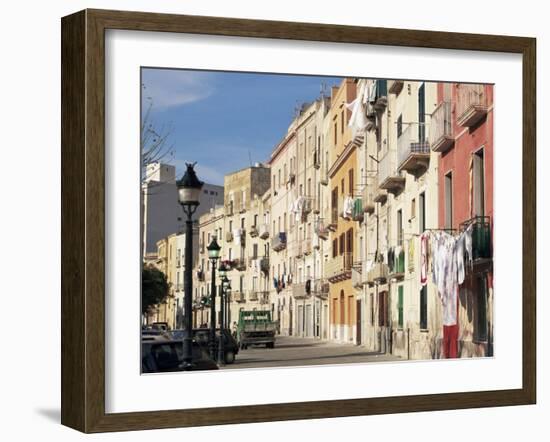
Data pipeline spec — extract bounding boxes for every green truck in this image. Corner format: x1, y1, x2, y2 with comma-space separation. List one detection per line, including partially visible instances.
237, 310, 277, 349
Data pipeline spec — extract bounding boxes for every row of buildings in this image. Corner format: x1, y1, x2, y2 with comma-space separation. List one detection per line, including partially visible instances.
143, 77, 494, 359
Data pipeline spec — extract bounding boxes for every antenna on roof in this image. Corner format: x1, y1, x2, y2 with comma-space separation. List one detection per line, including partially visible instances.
248, 150, 253, 167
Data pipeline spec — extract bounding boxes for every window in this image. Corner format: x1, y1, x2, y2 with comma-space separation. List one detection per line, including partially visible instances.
445, 173, 453, 229
418, 82, 426, 142
397, 114, 403, 138
411, 198, 416, 219
332, 239, 338, 258
239, 275, 244, 293
228, 248, 232, 261
339, 233, 345, 255
307, 178, 311, 197
348, 169, 354, 195
378, 291, 388, 326
334, 122, 337, 144
398, 285, 404, 329
475, 275, 488, 341
241, 217, 245, 229
370, 293, 374, 325
331, 187, 339, 224
341, 110, 344, 134
419, 192, 426, 234
397, 209, 403, 247
473, 149, 485, 217
253, 243, 258, 259
229, 220, 233, 232
254, 214, 258, 227
346, 228, 353, 255
420, 286, 428, 330
278, 169, 281, 188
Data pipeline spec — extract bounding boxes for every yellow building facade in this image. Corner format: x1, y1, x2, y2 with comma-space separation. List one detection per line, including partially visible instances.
326, 79, 359, 343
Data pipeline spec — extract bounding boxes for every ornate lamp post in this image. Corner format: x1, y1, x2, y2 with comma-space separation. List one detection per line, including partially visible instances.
176, 163, 203, 369
206, 236, 221, 360
217, 266, 230, 366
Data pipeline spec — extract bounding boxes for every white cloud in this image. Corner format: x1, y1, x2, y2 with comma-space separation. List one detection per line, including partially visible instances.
142, 69, 214, 110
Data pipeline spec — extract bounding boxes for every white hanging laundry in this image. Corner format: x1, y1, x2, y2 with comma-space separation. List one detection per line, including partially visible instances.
342, 196, 354, 219
346, 83, 368, 138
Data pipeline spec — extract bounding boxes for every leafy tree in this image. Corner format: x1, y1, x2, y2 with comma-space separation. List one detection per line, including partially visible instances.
142, 265, 170, 315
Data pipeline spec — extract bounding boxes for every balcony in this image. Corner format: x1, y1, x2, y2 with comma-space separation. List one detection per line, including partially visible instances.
362, 187, 375, 215
397, 123, 430, 175
225, 202, 234, 216
304, 238, 313, 255
390, 248, 405, 280
367, 262, 389, 284
258, 291, 270, 304
248, 291, 259, 302
272, 232, 287, 252
313, 150, 321, 169
460, 216, 492, 265
294, 242, 304, 258
313, 197, 321, 214
389, 79, 404, 95
232, 291, 245, 303
314, 279, 330, 300
326, 252, 353, 283
456, 84, 488, 127
352, 265, 363, 289
379, 152, 405, 195
196, 269, 205, 282
303, 197, 313, 215
259, 224, 270, 239
430, 100, 454, 153
225, 231, 234, 242
233, 258, 246, 271
320, 167, 329, 186
315, 221, 329, 240
292, 282, 312, 299
352, 198, 364, 223
249, 225, 259, 237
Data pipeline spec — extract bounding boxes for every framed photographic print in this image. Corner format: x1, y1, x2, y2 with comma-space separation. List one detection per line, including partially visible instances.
61, 9, 536, 433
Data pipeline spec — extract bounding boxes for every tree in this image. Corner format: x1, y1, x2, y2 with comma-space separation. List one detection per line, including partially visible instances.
141, 83, 175, 184
142, 265, 170, 315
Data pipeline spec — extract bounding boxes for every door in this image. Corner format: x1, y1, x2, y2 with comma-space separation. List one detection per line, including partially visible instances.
356, 299, 362, 345
305, 304, 312, 337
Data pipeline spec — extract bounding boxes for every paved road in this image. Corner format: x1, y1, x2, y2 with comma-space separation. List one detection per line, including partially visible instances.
222, 336, 401, 370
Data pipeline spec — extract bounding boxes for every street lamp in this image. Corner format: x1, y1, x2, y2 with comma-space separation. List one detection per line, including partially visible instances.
177, 162, 204, 369
207, 236, 221, 361
217, 267, 230, 367
225, 280, 232, 333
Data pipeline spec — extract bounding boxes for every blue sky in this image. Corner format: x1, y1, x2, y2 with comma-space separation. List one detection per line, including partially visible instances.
141, 68, 342, 185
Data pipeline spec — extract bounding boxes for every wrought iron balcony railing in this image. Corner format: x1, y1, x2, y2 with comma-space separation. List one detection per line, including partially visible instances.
430, 100, 454, 153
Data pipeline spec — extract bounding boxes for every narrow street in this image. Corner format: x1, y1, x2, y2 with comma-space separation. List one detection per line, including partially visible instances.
222, 336, 401, 370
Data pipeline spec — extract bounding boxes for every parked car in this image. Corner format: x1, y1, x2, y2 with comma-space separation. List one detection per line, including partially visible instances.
141, 338, 218, 373
165, 328, 239, 364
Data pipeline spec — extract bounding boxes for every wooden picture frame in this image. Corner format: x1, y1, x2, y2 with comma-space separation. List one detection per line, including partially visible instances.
61, 8, 536, 433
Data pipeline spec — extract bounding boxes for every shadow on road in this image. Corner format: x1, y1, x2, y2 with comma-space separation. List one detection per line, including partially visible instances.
233, 350, 387, 365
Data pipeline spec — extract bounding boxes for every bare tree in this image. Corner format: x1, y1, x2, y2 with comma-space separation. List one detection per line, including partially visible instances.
141, 83, 175, 184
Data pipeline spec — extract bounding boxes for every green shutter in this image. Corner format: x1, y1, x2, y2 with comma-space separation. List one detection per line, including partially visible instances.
398, 285, 404, 328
